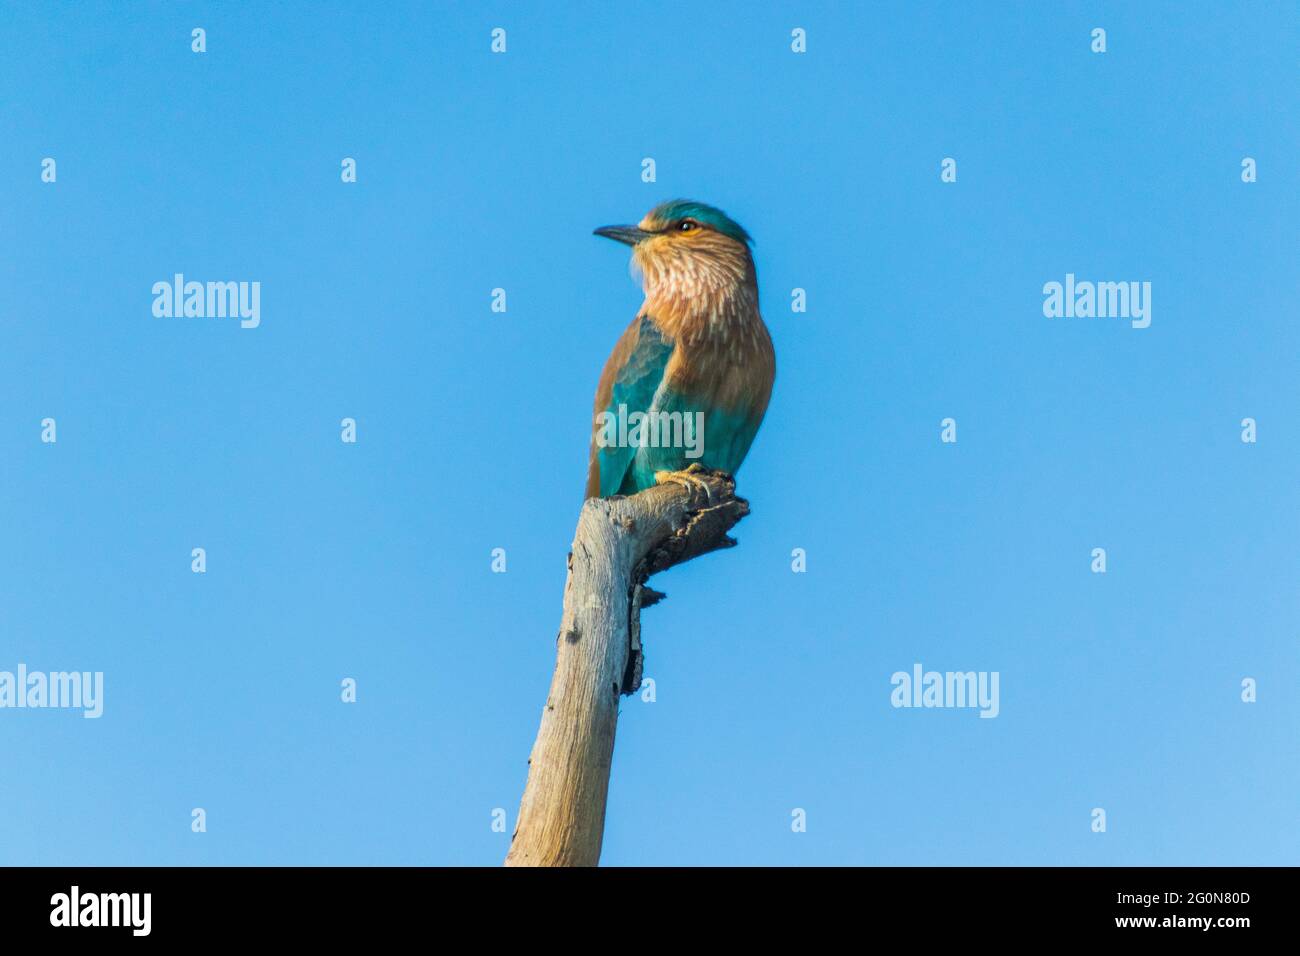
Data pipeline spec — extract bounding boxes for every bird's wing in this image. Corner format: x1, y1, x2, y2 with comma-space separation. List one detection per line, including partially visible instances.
585, 314, 674, 498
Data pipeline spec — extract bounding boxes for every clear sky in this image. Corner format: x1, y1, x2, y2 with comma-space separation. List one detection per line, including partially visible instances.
1, 2, 1296, 866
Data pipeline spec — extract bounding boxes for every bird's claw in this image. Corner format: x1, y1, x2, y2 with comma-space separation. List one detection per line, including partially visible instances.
654, 464, 716, 503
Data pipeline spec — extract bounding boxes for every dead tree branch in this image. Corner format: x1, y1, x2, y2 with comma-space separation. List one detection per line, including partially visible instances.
504, 467, 748, 866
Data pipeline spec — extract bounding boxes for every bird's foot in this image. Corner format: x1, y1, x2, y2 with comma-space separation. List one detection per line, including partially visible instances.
654, 463, 720, 503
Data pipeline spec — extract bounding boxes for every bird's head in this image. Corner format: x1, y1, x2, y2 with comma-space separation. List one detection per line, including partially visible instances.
595, 200, 754, 299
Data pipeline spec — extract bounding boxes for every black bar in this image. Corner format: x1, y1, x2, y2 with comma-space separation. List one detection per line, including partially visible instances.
0, 866, 1285, 941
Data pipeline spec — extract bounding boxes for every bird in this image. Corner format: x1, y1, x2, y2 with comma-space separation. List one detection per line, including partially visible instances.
586, 199, 775, 499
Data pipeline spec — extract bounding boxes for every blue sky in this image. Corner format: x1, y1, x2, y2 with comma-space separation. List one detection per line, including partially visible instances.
1, 1, 1295, 866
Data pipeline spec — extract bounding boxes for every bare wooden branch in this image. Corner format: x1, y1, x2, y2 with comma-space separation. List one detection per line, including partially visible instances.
504, 468, 749, 867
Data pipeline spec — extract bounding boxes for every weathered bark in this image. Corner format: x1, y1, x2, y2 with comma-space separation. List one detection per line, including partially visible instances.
504, 467, 749, 867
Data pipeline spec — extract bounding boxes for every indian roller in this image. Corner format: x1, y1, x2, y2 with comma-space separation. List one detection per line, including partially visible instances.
586, 199, 775, 499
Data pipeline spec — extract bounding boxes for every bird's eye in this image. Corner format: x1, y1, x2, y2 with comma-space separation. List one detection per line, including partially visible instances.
678, 220, 697, 232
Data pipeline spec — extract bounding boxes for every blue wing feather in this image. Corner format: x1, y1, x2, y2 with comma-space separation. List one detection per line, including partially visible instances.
596, 316, 674, 497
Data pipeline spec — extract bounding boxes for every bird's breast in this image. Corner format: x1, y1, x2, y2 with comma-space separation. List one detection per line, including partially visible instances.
662, 313, 775, 418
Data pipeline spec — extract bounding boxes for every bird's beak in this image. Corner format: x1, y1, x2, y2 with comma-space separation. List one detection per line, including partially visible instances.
594, 225, 654, 246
